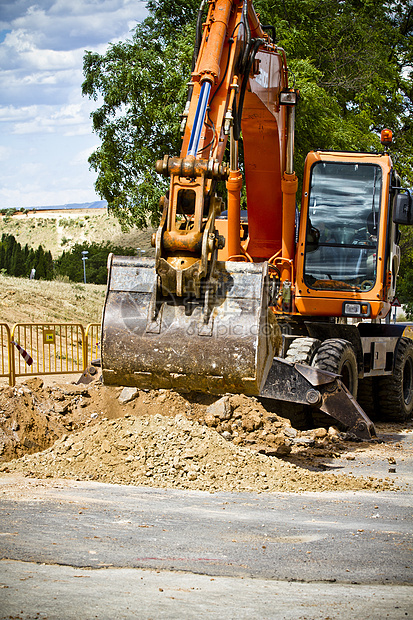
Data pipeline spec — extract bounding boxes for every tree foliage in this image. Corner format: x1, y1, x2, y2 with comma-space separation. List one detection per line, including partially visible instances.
396, 226, 413, 319
0, 234, 53, 280
54, 241, 136, 285
83, 0, 413, 228
254, 0, 413, 183
82, 3, 198, 230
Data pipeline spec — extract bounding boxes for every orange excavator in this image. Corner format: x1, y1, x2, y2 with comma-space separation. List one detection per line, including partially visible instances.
101, 0, 413, 439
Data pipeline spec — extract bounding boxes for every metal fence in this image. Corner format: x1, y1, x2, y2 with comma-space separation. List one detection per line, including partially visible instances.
0, 323, 101, 386
85, 323, 101, 367
0, 323, 12, 386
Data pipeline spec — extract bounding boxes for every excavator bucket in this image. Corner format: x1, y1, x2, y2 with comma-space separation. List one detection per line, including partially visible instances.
101, 255, 274, 395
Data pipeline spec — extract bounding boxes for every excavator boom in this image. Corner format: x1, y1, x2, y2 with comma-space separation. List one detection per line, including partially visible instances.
102, 0, 289, 396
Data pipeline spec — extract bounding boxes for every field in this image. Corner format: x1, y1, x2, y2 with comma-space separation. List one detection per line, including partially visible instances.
0, 208, 154, 258
0, 207, 155, 324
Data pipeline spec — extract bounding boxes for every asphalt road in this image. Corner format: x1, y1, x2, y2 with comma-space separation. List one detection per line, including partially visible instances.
0, 476, 412, 619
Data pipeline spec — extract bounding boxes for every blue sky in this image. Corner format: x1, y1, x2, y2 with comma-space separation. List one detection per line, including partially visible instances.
0, 0, 148, 208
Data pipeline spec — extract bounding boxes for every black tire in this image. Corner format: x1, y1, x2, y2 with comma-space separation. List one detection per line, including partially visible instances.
357, 377, 379, 420
312, 338, 358, 398
285, 337, 321, 364
378, 337, 413, 422
268, 338, 321, 431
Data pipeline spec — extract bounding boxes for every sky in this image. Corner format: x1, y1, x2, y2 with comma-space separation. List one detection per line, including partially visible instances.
0, 0, 148, 208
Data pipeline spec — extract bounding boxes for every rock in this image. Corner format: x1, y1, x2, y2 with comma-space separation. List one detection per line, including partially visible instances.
292, 436, 315, 446
119, 387, 139, 404
328, 426, 340, 438
24, 377, 44, 391
204, 412, 218, 427
241, 413, 262, 432
101, 439, 111, 452
256, 441, 292, 456
221, 431, 232, 440
313, 427, 328, 439
283, 427, 298, 438
206, 396, 232, 421
54, 402, 70, 415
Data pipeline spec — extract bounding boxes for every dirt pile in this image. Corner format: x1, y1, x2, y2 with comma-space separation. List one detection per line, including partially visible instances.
0, 380, 349, 464
0, 412, 393, 493
0, 377, 400, 493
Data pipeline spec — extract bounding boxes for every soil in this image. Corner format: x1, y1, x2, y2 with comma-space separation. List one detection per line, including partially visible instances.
0, 375, 410, 494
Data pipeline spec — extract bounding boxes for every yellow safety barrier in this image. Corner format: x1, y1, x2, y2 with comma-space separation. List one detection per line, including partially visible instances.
0, 323, 13, 386
85, 323, 101, 367
0, 323, 102, 386
11, 323, 86, 382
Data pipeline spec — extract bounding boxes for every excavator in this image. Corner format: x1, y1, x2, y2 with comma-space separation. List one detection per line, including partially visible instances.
101, 0, 413, 440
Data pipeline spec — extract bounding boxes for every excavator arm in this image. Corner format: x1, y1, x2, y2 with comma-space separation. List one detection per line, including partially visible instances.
153, 0, 291, 296
102, 0, 292, 395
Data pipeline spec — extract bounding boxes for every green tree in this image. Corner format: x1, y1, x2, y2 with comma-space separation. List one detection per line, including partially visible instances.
83, 0, 413, 227
54, 241, 136, 284
34, 246, 46, 280
254, 0, 413, 184
10, 241, 24, 277
396, 226, 413, 319
82, 2, 197, 230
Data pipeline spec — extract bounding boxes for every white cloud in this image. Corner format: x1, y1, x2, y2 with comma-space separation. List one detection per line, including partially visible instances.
0, 0, 148, 207
71, 144, 100, 165
0, 97, 95, 136
0, 145, 9, 161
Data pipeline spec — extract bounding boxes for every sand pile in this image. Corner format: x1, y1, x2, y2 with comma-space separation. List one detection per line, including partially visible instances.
0, 412, 393, 492
0, 377, 400, 493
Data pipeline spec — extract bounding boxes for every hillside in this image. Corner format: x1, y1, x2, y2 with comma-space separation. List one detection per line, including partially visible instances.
0, 274, 105, 325
0, 209, 155, 259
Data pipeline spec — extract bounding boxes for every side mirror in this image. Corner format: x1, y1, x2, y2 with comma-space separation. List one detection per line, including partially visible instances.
393, 191, 412, 225
306, 223, 320, 253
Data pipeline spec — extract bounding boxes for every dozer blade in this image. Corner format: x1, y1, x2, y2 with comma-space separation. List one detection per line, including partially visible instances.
260, 359, 376, 440
101, 256, 273, 395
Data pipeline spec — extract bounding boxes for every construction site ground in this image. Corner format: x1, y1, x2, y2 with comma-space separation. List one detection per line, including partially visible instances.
0, 374, 412, 618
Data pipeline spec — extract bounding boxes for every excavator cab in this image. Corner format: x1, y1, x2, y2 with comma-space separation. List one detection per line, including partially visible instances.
295, 151, 399, 320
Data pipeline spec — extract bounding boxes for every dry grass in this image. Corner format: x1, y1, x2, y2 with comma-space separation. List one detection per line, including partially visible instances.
1, 209, 154, 258
0, 208, 156, 325
0, 274, 106, 325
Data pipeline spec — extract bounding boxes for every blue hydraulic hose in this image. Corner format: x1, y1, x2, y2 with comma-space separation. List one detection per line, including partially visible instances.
187, 81, 211, 157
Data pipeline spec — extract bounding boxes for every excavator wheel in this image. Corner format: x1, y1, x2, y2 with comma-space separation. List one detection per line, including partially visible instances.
378, 337, 413, 422
285, 337, 321, 364
357, 377, 379, 420
312, 338, 358, 398
311, 339, 358, 430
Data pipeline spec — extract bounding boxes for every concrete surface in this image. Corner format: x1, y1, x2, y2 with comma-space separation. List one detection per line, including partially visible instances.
0, 559, 412, 620
0, 477, 412, 619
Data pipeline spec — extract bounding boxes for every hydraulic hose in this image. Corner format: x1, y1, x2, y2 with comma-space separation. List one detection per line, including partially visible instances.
239, 0, 251, 74
192, 0, 208, 71
234, 38, 262, 141
187, 81, 211, 156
